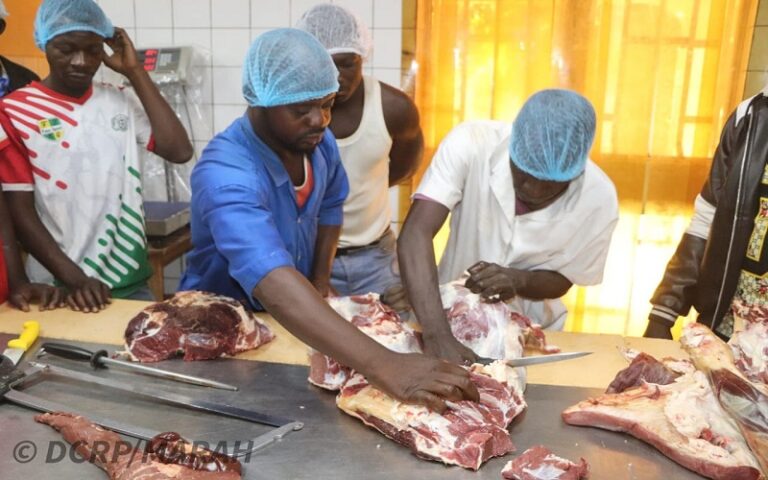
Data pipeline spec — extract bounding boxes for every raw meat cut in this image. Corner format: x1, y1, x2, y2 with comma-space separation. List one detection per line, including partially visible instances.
606, 352, 682, 393
728, 299, 768, 385
500, 445, 589, 479
562, 362, 763, 480
680, 323, 768, 476
440, 281, 560, 359
336, 361, 527, 470
308, 293, 421, 390
35, 412, 241, 480
124, 291, 274, 362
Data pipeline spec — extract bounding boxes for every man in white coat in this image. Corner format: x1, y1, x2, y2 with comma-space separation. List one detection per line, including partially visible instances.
398, 89, 619, 364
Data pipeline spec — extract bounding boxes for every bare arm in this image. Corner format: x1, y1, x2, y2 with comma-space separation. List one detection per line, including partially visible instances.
254, 267, 479, 411
310, 224, 341, 296
104, 28, 193, 164
465, 262, 573, 301
5, 191, 109, 312
381, 83, 424, 186
398, 199, 477, 364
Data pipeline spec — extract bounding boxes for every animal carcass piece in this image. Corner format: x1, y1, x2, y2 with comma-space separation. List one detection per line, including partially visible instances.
124, 291, 274, 362
337, 361, 527, 470
562, 357, 763, 480
680, 323, 768, 477
440, 281, 560, 359
728, 300, 768, 385
500, 445, 589, 480
605, 352, 684, 394
35, 412, 241, 480
308, 294, 421, 390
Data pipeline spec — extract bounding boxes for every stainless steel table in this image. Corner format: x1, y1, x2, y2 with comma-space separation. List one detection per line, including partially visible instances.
0, 338, 704, 479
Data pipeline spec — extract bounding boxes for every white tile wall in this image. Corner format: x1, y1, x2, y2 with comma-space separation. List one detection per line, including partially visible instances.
95, 0, 406, 294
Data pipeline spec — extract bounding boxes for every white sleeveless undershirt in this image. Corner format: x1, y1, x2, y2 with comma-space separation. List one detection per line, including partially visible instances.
336, 76, 394, 248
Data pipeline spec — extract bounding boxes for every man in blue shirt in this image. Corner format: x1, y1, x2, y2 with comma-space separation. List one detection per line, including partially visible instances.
180, 29, 477, 412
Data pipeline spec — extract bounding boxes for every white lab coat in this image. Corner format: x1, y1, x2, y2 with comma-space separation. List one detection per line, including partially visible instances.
416, 120, 619, 329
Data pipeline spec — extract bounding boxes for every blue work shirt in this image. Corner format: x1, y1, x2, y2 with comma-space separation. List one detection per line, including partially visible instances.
179, 115, 349, 309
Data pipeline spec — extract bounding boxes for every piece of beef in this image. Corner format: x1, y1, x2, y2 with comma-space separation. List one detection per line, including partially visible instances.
501, 445, 589, 480
439, 281, 560, 359
562, 370, 762, 480
124, 291, 274, 362
681, 323, 768, 477
606, 352, 682, 393
35, 412, 241, 480
308, 293, 421, 390
728, 299, 768, 385
336, 361, 527, 470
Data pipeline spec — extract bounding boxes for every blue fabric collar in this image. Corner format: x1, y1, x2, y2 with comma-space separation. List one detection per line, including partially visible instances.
235, 114, 292, 187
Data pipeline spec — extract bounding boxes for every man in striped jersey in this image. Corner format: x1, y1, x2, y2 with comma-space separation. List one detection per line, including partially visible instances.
0, 0, 192, 312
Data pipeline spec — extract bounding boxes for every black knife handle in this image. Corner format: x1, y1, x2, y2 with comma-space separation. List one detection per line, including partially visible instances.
41, 342, 108, 369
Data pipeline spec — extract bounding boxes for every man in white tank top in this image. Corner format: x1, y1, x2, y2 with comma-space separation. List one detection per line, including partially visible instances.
297, 5, 423, 305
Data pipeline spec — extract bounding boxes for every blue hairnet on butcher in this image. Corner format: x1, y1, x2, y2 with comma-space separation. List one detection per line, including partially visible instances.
34, 0, 114, 50
242, 28, 340, 107
509, 89, 596, 182
295, 3, 372, 58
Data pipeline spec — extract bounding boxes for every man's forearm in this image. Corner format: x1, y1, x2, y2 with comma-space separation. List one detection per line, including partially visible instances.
125, 68, 193, 163
6, 192, 87, 287
310, 224, 341, 286
254, 267, 393, 371
398, 225, 452, 339
515, 269, 572, 299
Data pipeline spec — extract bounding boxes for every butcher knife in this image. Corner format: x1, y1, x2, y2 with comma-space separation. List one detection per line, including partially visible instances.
40, 342, 239, 391
3, 321, 40, 365
479, 351, 592, 367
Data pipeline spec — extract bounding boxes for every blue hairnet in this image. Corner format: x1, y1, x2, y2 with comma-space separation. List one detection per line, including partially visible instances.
34, 0, 114, 50
242, 28, 339, 108
509, 89, 596, 182
296, 3, 372, 58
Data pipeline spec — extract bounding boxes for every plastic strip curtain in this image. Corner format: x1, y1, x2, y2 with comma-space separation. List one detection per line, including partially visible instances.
415, 0, 757, 336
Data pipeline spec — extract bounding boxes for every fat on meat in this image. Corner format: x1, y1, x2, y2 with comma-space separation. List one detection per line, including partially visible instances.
680, 323, 768, 477
500, 445, 589, 480
336, 361, 527, 470
35, 412, 241, 480
728, 299, 768, 385
124, 291, 274, 362
562, 363, 762, 480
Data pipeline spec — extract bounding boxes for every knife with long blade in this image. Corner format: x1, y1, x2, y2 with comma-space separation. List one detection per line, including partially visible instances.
479, 351, 592, 367
28, 362, 295, 427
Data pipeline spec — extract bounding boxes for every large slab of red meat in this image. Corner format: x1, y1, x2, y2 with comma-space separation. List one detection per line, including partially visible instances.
728, 299, 768, 385
35, 412, 241, 480
680, 323, 768, 476
124, 291, 274, 362
562, 355, 763, 480
500, 445, 589, 480
337, 361, 527, 470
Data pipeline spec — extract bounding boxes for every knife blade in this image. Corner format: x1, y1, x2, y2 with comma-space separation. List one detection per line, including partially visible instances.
479, 351, 592, 367
3, 321, 40, 365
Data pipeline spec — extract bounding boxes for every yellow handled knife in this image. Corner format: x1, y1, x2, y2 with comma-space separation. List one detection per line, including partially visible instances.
3, 321, 40, 365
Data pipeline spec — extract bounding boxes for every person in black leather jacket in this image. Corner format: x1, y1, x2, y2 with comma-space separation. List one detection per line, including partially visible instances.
0, 1, 40, 97
646, 93, 768, 340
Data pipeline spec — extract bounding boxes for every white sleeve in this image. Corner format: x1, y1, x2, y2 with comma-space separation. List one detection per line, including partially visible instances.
685, 194, 715, 239
414, 123, 474, 210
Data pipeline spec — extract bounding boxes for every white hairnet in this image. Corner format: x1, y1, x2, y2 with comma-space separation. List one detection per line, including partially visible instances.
34, 0, 114, 50
0, 1, 8, 20
295, 3, 371, 58
509, 89, 596, 182
242, 28, 339, 107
